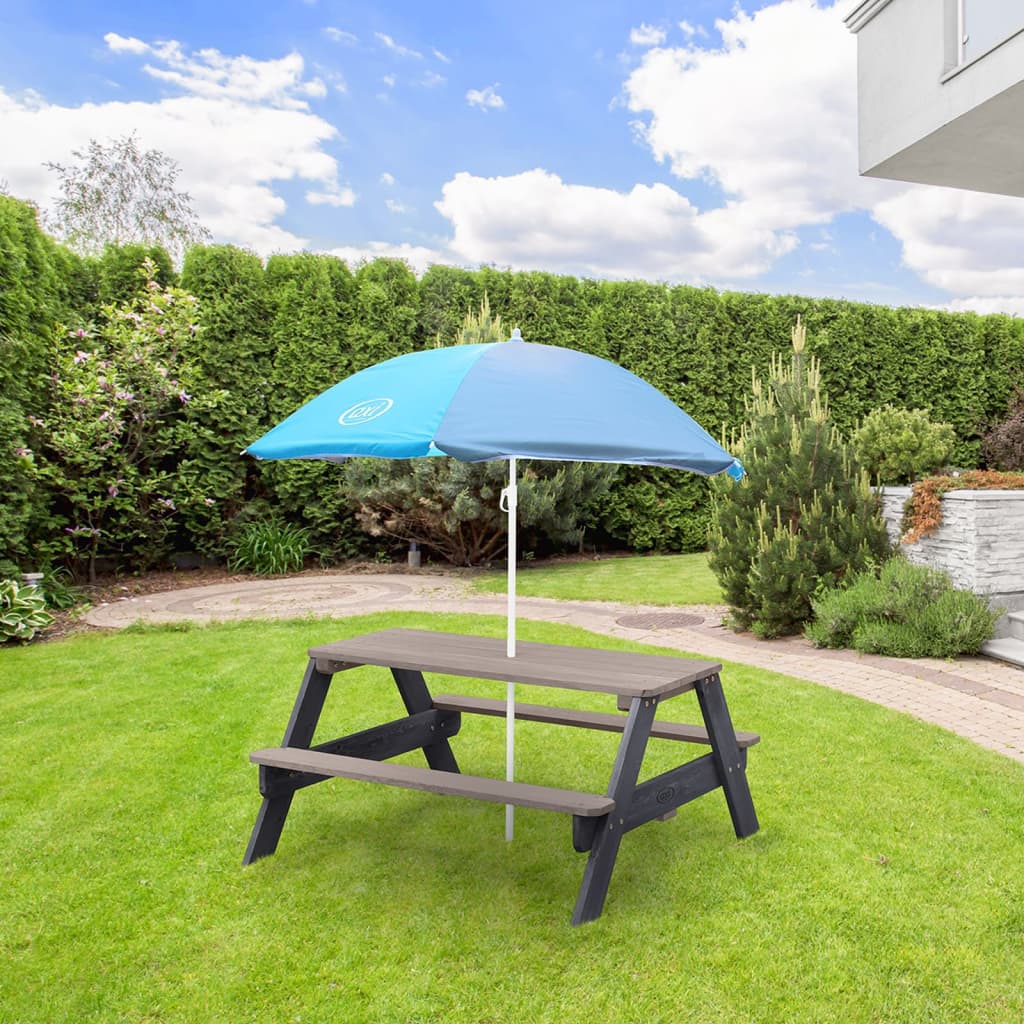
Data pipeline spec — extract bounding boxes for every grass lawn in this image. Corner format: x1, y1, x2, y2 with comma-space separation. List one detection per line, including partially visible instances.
3, 611, 1024, 1023
471, 552, 723, 606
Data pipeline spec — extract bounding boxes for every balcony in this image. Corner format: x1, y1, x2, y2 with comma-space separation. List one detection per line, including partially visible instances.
846, 0, 1024, 196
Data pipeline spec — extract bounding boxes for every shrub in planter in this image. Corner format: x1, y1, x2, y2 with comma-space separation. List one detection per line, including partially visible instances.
228, 518, 310, 576
900, 469, 1024, 543
0, 578, 53, 642
806, 558, 1000, 658
853, 405, 955, 484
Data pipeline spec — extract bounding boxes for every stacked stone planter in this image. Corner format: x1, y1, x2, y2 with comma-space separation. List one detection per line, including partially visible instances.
879, 487, 1024, 642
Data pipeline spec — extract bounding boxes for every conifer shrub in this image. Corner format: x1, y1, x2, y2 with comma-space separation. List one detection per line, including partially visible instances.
708, 317, 891, 638
806, 558, 1000, 658
853, 405, 955, 484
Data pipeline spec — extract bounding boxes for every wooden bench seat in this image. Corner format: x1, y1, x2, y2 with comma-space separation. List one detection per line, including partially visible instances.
250, 747, 615, 817
433, 694, 761, 749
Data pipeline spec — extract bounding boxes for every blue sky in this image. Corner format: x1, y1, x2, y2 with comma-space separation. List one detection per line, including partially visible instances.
2, 0, 1023, 313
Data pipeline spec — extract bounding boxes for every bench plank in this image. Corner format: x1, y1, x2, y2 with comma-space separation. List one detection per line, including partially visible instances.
432, 694, 760, 749
310, 629, 721, 699
251, 747, 615, 817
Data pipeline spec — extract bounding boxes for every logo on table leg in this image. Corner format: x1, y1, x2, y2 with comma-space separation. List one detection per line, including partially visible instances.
338, 398, 393, 426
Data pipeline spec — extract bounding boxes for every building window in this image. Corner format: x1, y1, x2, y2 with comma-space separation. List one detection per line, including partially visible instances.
960, 0, 1024, 63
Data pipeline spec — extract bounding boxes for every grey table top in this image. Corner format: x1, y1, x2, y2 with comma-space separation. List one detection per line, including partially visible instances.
309, 628, 721, 699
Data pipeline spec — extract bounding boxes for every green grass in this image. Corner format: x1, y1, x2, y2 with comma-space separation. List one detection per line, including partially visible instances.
3, 611, 1024, 1023
472, 552, 723, 605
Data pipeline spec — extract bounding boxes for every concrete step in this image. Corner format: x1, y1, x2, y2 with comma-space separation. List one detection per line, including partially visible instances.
1005, 611, 1024, 641
981, 637, 1024, 668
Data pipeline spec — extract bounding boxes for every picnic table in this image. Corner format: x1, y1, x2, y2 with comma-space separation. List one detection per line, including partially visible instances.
244, 628, 760, 925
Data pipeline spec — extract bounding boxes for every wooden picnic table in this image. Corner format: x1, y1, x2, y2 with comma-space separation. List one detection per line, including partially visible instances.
244, 628, 760, 925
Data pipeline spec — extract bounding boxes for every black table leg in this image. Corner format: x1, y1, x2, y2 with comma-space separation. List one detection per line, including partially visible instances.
244, 659, 333, 865
571, 695, 658, 925
391, 667, 460, 773
695, 673, 759, 839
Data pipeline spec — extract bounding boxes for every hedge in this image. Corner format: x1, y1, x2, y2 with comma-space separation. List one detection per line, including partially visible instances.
3, 192, 1023, 574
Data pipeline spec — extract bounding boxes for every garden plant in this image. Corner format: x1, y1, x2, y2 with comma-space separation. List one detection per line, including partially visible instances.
708, 317, 890, 638
852, 405, 955, 484
806, 557, 1000, 658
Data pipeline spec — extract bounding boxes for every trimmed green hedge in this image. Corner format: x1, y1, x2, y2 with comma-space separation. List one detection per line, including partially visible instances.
3, 191, 1023, 573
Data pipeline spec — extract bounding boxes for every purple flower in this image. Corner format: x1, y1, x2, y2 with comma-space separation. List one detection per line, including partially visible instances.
14, 446, 32, 458
108, 484, 119, 498
115, 391, 135, 402
157, 498, 177, 511
178, 391, 191, 404
65, 525, 100, 537
75, 328, 86, 339
73, 350, 90, 364
157, 326, 166, 335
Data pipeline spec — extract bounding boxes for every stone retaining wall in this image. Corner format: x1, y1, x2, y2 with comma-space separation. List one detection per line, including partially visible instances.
880, 487, 1024, 628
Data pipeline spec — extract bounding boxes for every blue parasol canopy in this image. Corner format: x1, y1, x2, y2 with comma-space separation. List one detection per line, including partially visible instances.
246, 330, 743, 479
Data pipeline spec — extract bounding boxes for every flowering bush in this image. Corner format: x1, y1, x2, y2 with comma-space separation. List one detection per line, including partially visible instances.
35, 262, 200, 579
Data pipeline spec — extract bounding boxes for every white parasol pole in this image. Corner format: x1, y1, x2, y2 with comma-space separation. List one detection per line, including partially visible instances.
501, 457, 518, 841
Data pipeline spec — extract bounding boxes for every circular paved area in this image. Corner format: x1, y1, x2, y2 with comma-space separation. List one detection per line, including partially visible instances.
85, 571, 1024, 765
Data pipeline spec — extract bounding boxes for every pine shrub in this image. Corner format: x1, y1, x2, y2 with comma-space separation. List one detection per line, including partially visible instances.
709, 317, 891, 638
853, 405, 955, 484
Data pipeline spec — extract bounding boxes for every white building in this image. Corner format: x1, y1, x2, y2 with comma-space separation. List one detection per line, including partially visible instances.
845, 0, 1024, 196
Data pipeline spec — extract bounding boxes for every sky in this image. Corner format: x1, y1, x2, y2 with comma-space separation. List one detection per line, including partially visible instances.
2, 0, 1023, 315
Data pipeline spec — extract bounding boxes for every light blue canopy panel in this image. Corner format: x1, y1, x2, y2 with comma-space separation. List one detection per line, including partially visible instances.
246, 337, 743, 479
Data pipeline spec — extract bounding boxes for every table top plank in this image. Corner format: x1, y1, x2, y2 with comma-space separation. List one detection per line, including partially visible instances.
309, 628, 721, 698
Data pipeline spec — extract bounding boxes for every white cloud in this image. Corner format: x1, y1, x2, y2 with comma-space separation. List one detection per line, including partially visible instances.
466, 84, 504, 111
103, 32, 148, 54
382, 74, 396, 88
630, 24, 666, 47
375, 32, 422, 59
872, 186, 1024, 304
435, 169, 795, 281
326, 240, 443, 273
618, 0, 1024, 311
323, 26, 357, 45
103, 35, 330, 111
380, 171, 395, 186
625, 1, 886, 232
946, 296, 1024, 316
432, 48, 451, 64
385, 198, 409, 214
307, 185, 356, 207
677, 20, 707, 38
421, 71, 445, 88
0, 38, 350, 256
